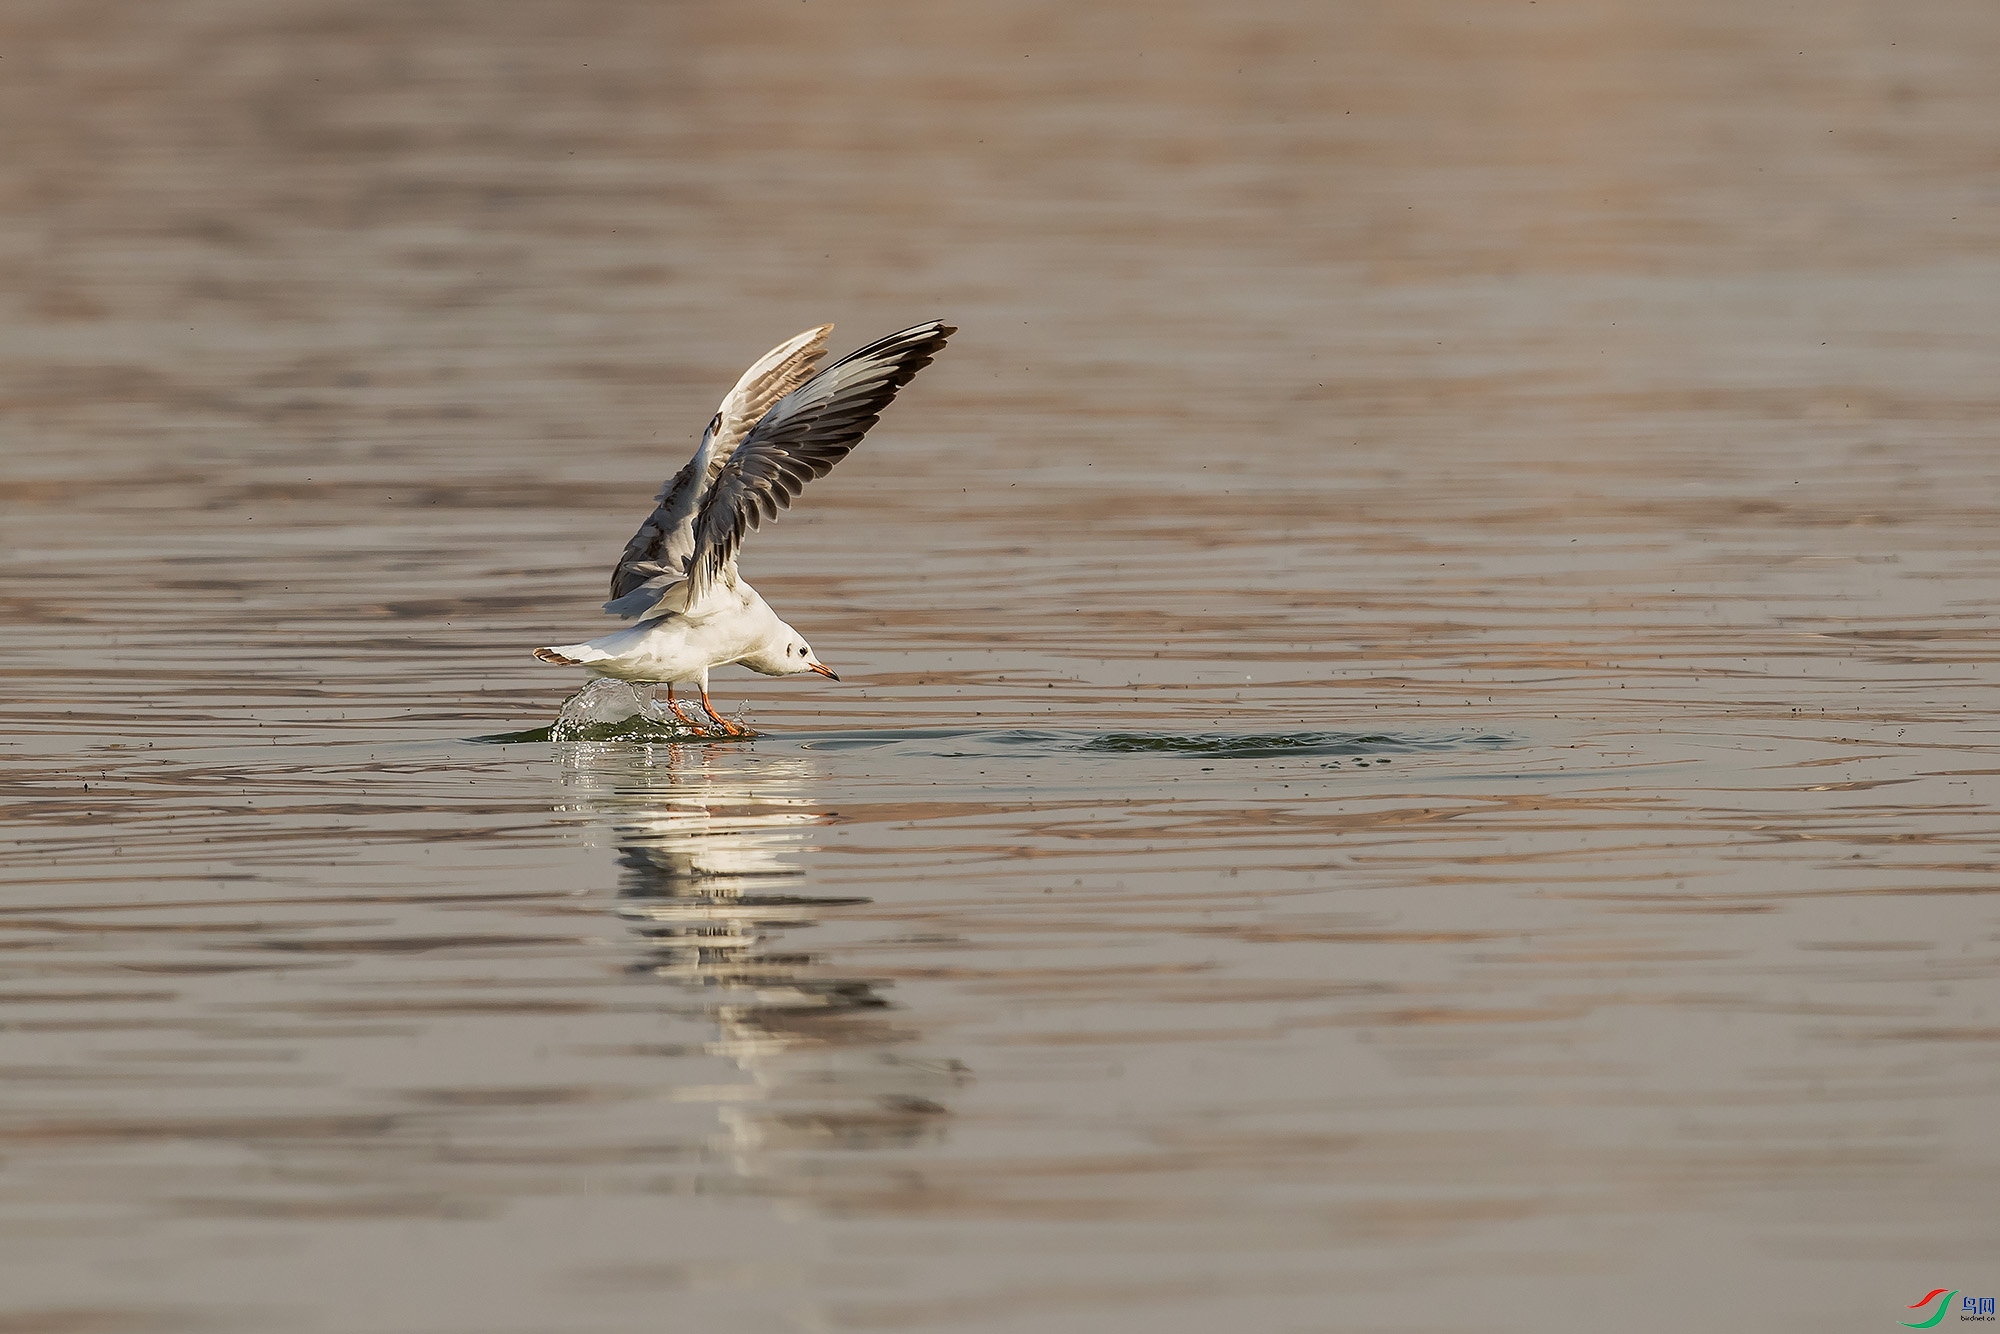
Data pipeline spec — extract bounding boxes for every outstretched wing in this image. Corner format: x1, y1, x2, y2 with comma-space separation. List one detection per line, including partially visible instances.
685, 320, 954, 602
604, 325, 832, 616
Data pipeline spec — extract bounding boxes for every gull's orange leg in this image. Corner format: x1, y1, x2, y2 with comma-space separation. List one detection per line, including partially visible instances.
698, 683, 749, 737
662, 683, 706, 733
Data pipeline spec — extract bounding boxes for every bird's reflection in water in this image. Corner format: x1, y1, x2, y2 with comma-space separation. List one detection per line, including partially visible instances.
556, 742, 968, 1167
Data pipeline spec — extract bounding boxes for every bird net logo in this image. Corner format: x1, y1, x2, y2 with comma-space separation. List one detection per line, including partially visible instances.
1901, 1290, 1997, 1326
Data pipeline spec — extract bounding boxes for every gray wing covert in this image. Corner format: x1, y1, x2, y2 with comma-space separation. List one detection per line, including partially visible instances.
606, 453, 702, 607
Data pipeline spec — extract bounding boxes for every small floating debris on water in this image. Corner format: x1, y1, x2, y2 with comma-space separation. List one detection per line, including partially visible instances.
547, 679, 755, 743
1081, 731, 1511, 759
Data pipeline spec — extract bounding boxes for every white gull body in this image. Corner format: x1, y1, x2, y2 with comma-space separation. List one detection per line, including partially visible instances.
533, 319, 954, 734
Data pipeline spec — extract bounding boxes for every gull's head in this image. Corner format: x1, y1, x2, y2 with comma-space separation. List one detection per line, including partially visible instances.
744, 623, 838, 680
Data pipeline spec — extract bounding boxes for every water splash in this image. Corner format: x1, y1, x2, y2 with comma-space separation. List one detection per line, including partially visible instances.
469, 683, 758, 744
548, 680, 701, 743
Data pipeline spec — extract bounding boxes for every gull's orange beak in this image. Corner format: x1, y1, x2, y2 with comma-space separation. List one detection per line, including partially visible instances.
809, 663, 840, 681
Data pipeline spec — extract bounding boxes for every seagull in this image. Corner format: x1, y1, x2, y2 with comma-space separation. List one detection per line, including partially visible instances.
533, 319, 955, 735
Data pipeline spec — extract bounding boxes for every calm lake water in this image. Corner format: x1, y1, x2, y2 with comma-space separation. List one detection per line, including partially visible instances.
4, 2, 1999, 1331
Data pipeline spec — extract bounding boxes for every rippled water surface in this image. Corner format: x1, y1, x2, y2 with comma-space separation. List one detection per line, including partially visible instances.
4, 2, 2000, 1331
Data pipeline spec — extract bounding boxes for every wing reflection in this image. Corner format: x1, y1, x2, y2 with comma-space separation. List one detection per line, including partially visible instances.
556, 742, 969, 1161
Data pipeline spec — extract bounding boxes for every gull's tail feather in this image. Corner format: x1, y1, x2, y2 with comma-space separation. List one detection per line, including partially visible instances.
533, 640, 619, 667
533, 619, 661, 678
